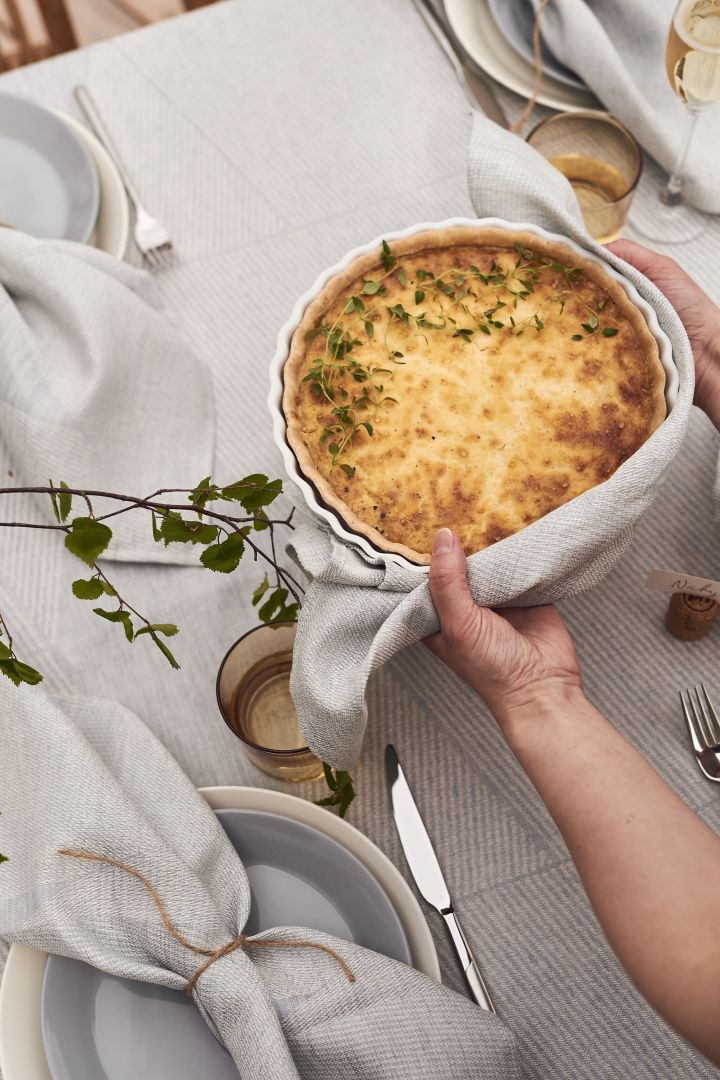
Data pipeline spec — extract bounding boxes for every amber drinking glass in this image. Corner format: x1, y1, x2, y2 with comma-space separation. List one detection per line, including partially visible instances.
216, 621, 323, 783
526, 110, 642, 243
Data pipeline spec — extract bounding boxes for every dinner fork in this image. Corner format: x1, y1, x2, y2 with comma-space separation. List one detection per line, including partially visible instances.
73, 85, 173, 269
679, 684, 720, 783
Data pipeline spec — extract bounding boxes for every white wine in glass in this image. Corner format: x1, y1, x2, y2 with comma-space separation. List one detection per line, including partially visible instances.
640, 0, 720, 242
666, 0, 720, 109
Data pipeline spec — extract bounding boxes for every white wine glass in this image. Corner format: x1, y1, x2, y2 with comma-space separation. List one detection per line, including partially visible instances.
636, 0, 720, 244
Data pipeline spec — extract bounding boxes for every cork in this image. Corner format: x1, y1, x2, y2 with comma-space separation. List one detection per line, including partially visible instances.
665, 592, 720, 641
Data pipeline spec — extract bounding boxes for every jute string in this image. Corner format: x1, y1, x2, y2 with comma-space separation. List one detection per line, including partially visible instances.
510, 0, 551, 135
58, 849, 356, 993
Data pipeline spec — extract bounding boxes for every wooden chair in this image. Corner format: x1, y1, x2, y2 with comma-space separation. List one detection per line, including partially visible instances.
0, 0, 77, 71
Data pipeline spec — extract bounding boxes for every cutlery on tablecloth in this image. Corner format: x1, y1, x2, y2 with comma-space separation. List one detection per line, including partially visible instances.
385, 744, 497, 1013
680, 684, 720, 783
73, 85, 174, 268
411, 0, 509, 128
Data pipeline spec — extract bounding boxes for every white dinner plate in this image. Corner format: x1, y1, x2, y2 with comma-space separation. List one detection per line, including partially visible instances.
0, 786, 439, 1080
52, 110, 129, 260
445, 0, 599, 112
0, 94, 99, 242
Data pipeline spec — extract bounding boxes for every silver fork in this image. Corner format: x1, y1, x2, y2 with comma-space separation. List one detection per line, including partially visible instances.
679, 684, 720, 783
73, 85, 173, 269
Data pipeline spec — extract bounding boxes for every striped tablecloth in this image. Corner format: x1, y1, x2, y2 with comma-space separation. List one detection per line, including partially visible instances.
1, 2, 719, 1076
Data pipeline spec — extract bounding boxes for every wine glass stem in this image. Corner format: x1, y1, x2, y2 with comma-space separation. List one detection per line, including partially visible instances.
660, 108, 700, 206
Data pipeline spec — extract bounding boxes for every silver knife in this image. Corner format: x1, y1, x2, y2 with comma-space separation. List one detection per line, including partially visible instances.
410, 0, 509, 129
385, 744, 496, 1012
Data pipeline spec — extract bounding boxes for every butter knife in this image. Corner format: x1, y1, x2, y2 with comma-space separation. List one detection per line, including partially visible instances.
410, 0, 509, 129
385, 744, 496, 1012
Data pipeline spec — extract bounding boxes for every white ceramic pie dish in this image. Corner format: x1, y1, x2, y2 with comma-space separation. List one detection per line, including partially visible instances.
268, 217, 678, 574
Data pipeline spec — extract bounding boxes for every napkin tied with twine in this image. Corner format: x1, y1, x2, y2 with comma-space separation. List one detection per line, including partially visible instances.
0, 682, 524, 1079
287, 114, 694, 772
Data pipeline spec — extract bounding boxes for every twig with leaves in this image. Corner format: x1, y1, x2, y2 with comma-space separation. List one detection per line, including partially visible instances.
0, 475, 356, 830
0, 475, 302, 683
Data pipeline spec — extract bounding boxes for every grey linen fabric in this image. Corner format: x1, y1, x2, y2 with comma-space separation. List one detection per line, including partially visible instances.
0, 228, 214, 563
537, 0, 720, 213
0, 681, 524, 1079
288, 114, 695, 771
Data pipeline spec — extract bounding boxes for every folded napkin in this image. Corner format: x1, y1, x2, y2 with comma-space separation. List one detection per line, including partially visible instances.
287, 114, 695, 771
0, 229, 214, 563
0, 681, 524, 1079
537, 0, 720, 214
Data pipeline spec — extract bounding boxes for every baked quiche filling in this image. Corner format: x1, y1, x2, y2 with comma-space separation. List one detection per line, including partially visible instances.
283, 227, 667, 564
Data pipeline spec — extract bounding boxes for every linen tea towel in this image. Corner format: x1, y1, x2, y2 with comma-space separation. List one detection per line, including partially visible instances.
286, 114, 694, 771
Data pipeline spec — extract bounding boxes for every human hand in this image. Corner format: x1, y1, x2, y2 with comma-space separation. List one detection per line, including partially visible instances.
607, 239, 720, 430
425, 528, 583, 727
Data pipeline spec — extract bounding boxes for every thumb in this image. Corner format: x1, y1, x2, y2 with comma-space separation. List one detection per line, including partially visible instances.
428, 528, 475, 633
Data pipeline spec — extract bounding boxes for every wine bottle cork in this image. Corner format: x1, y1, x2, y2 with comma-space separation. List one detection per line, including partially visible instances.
665, 592, 719, 641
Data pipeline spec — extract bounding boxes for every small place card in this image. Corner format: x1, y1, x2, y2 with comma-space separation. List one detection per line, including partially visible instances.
646, 568, 720, 600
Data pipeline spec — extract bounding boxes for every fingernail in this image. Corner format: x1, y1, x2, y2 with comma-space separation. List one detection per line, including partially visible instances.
432, 528, 454, 554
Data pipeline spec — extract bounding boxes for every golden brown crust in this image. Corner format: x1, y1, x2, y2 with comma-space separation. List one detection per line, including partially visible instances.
282, 226, 666, 564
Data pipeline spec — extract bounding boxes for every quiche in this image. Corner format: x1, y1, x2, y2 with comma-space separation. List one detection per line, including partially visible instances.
283, 227, 666, 565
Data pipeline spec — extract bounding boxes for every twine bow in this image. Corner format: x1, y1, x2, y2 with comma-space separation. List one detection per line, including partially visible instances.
57, 849, 356, 992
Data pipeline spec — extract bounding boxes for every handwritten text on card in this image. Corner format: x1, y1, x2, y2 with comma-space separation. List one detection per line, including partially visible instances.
646, 569, 720, 600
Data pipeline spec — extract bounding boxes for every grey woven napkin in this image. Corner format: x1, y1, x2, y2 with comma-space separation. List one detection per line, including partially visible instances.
0, 228, 214, 563
286, 113, 694, 771
0, 680, 523, 1079
537, 0, 720, 213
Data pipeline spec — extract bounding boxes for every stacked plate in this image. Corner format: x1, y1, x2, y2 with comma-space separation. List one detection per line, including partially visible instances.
0, 786, 439, 1080
444, 0, 598, 111
0, 93, 128, 258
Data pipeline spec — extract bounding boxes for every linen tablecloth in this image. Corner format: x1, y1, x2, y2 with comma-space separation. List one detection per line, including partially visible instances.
0, 2, 719, 1077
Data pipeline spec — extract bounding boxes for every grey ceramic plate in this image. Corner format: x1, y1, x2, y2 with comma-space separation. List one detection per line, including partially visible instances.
487, 0, 586, 90
0, 94, 99, 242
40, 809, 411, 1080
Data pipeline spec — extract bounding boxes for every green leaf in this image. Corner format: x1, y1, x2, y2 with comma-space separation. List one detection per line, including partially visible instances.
339, 463, 355, 478
58, 481, 73, 523
48, 478, 60, 523
221, 476, 282, 511
361, 280, 383, 295
258, 588, 289, 623
64, 518, 113, 567
158, 511, 218, 547
273, 602, 299, 623
397, 268, 407, 286
571, 334, 583, 341
13, 660, 43, 686
414, 289, 425, 305
363, 320, 374, 338
151, 511, 163, 542
134, 624, 179, 638
252, 574, 270, 606
149, 633, 180, 670
71, 577, 105, 600
188, 475, 220, 511
0, 658, 43, 686
0, 853, 7, 865
381, 239, 396, 272
199, 533, 246, 573
344, 296, 365, 314
323, 761, 337, 791
0, 641, 11, 660
361, 422, 373, 436
602, 327, 618, 337
100, 580, 116, 596
93, 607, 134, 642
